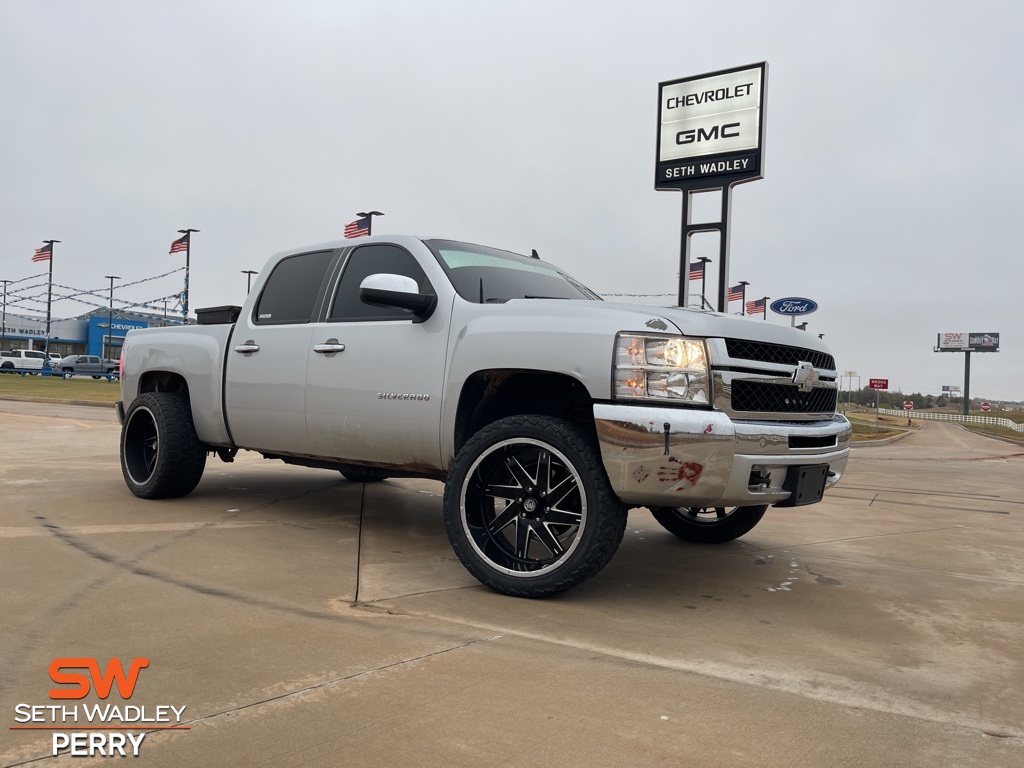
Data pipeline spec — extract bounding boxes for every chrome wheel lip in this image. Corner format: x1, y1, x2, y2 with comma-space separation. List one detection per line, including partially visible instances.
460, 437, 587, 579
123, 405, 160, 486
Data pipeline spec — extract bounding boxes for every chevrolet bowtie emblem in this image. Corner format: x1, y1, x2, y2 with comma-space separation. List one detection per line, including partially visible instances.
792, 362, 819, 393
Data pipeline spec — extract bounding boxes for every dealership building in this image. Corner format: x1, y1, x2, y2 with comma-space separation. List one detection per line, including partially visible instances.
0, 309, 179, 359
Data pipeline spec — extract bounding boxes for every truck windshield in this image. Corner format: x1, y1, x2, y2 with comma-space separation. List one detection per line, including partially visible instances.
425, 239, 600, 304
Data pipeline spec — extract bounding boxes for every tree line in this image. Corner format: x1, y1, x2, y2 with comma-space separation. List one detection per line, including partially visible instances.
839, 387, 960, 410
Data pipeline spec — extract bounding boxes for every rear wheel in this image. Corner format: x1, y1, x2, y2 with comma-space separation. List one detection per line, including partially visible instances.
649, 505, 767, 544
444, 415, 626, 598
121, 393, 206, 499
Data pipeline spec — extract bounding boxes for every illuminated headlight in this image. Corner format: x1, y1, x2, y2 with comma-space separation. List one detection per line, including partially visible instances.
613, 334, 711, 403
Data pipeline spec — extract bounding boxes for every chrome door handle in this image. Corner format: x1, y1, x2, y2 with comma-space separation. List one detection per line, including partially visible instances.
234, 341, 260, 354
313, 339, 346, 354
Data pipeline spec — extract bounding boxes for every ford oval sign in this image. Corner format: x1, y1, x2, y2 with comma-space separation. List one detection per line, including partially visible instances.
770, 297, 818, 316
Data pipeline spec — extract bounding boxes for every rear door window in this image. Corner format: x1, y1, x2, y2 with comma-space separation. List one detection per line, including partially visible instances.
254, 250, 335, 325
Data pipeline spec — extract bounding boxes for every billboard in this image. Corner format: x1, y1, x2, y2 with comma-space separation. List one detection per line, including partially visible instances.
936, 332, 1000, 352
968, 332, 999, 351
656, 63, 767, 189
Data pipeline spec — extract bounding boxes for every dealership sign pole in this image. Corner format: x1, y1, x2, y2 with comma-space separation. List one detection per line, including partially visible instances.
656, 63, 767, 311
935, 332, 1000, 416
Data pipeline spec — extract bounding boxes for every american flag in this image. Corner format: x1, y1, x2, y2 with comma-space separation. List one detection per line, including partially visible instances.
746, 297, 766, 316
169, 234, 189, 254
32, 243, 52, 262
687, 260, 705, 281
344, 217, 370, 239
728, 283, 744, 302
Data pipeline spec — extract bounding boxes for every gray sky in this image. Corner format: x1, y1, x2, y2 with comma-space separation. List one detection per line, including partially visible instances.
2, 0, 1021, 400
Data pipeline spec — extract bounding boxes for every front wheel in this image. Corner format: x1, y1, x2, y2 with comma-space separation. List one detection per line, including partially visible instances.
649, 505, 768, 544
120, 392, 207, 499
444, 415, 626, 598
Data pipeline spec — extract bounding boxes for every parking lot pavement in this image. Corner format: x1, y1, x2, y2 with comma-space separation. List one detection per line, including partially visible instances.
1, 403, 1021, 767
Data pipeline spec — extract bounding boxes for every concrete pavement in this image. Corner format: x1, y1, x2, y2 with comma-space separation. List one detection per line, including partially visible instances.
1, 402, 1021, 766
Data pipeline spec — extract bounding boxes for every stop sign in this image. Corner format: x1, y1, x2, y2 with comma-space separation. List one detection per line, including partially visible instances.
981, 402, 991, 412
903, 401, 914, 410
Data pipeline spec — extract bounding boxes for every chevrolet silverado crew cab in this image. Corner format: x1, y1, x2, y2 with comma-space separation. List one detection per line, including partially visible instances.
117, 235, 850, 597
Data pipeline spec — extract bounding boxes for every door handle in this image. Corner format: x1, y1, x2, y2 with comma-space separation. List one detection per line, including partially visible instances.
234, 341, 260, 354
313, 339, 346, 354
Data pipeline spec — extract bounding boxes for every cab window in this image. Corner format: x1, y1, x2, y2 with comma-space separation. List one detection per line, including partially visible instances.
328, 244, 431, 322
253, 251, 334, 325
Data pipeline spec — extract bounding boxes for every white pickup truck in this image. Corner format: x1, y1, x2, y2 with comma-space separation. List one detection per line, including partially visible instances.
0, 349, 48, 372
117, 235, 850, 597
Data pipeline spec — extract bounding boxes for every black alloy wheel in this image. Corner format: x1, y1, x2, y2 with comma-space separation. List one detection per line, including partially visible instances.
120, 392, 206, 499
444, 415, 626, 598
649, 504, 768, 544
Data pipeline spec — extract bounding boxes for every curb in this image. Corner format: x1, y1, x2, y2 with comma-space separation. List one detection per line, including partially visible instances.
0, 394, 116, 409
852, 426, 919, 447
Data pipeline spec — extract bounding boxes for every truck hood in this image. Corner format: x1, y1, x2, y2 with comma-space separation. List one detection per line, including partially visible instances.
501, 298, 833, 357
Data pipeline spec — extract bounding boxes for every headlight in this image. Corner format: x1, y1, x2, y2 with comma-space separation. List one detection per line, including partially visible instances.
613, 333, 711, 404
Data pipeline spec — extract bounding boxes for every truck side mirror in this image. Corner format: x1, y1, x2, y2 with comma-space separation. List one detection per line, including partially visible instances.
359, 273, 437, 322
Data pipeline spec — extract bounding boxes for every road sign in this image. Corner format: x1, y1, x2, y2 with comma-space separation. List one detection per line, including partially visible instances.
869, 379, 888, 390
903, 401, 914, 410
981, 402, 991, 412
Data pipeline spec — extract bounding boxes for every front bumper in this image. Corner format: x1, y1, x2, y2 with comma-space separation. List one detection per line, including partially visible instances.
594, 403, 850, 508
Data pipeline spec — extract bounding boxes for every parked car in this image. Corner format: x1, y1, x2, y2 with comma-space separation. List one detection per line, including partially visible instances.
57, 355, 119, 377
47, 353, 62, 367
0, 349, 47, 372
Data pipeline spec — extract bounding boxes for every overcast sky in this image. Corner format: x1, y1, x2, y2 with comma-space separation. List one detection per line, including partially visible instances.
2, 0, 1021, 400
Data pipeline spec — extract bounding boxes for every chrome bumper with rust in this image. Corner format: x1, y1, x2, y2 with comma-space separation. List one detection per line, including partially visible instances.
594, 403, 851, 509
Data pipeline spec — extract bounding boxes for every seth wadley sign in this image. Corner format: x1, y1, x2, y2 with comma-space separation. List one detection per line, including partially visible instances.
656, 64, 766, 187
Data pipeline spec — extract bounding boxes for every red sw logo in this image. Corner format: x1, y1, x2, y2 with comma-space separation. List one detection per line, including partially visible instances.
48, 658, 149, 700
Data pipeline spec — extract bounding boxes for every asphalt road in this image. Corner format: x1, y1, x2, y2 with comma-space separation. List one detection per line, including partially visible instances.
1, 401, 1022, 767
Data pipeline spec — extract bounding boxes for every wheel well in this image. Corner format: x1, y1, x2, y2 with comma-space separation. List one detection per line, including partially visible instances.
454, 369, 595, 455
138, 371, 190, 399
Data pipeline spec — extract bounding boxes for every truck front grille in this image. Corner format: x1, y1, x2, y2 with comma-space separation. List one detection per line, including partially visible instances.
731, 381, 838, 414
725, 339, 836, 371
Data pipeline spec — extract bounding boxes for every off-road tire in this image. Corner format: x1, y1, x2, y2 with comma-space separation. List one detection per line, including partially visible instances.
444, 415, 626, 598
649, 505, 768, 544
120, 392, 207, 499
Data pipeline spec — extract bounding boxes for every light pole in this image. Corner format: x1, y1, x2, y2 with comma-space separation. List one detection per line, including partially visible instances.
1, 279, 9, 352
241, 270, 258, 293
356, 211, 384, 235
104, 275, 120, 359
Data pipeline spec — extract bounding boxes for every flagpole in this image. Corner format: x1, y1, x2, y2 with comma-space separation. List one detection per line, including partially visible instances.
178, 228, 199, 322
697, 257, 711, 309
42, 240, 60, 351
739, 281, 749, 316
1, 279, 9, 352
356, 211, 384, 236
